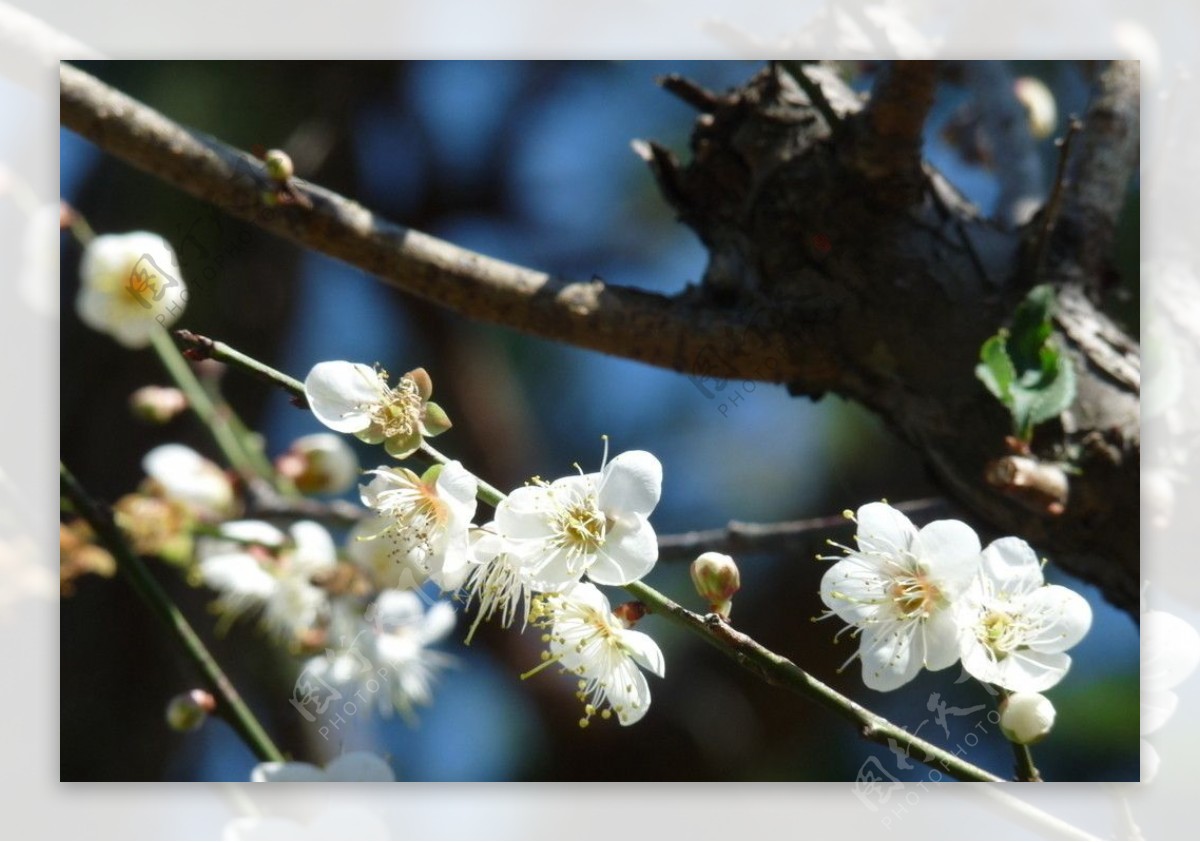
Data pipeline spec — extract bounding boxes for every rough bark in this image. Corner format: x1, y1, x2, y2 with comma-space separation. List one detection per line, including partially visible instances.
60, 61, 1140, 615
645, 62, 1139, 614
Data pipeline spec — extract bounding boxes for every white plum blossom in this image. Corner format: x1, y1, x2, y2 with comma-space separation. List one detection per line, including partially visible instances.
251, 751, 396, 782
304, 590, 456, 722
142, 443, 235, 519
345, 514, 429, 592
954, 537, 1092, 693
357, 461, 478, 591
531, 582, 665, 726
198, 520, 336, 643
496, 448, 662, 589
277, 432, 360, 495
461, 523, 542, 641
304, 361, 451, 458
76, 231, 187, 347
819, 502, 981, 692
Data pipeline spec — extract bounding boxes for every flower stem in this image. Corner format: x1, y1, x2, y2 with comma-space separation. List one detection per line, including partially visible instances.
60, 462, 285, 763
622, 578, 1003, 783
149, 325, 278, 490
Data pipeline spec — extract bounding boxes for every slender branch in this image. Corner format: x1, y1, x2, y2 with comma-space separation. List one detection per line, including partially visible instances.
622, 579, 1002, 782
60, 463, 285, 763
60, 62, 835, 388
148, 325, 276, 490
656, 497, 949, 560
847, 60, 940, 204
177, 329, 305, 402
1030, 117, 1083, 283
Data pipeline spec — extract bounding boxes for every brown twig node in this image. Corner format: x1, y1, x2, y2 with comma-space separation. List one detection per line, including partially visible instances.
985, 455, 1069, 516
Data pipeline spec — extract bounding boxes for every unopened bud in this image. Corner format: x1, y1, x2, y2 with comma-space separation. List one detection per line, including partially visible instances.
999, 692, 1056, 745
690, 551, 741, 617
129, 385, 188, 424
166, 689, 215, 732
275, 433, 360, 495
264, 149, 294, 182
612, 601, 647, 627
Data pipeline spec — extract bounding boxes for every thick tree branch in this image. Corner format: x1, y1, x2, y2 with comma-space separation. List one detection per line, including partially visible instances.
59, 62, 836, 389
845, 60, 940, 206
1045, 60, 1139, 286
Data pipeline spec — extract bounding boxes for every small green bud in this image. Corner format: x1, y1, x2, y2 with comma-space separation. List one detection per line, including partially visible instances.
264, 148, 294, 182
999, 692, 1056, 745
165, 689, 215, 732
690, 551, 741, 617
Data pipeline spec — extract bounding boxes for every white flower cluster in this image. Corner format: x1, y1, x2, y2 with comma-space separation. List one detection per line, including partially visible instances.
306, 358, 667, 727
819, 502, 1093, 694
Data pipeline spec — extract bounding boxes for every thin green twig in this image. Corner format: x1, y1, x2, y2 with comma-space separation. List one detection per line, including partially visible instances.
149, 325, 277, 489
60, 462, 285, 763
623, 578, 1002, 782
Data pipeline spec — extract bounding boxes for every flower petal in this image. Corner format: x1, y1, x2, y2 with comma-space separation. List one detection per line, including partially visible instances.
620, 628, 665, 678
373, 589, 425, 630
304, 361, 379, 433
911, 519, 981, 595
859, 621, 924, 692
854, 502, 917, 556
287, 520, 338, 573
435, 461, 479, 514
587, 518, 657, 585
199, 554, 277, 601
608, 661, 653, 725
420, 601, 457, 645
980, 537, 1045, 595
819, 553, 886, 626
598, 450, 662, 517
1020, 585, 1092, 654
921, 608, 962, 671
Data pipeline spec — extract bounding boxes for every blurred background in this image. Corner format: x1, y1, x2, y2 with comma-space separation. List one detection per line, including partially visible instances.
59, 60, 1139, 782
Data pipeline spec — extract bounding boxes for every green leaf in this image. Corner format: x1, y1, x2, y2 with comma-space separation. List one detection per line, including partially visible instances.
975, 284, 1076, 441
1028, 351, 1077, 426
975, 332, 1016, 403
1008, 284, 1055, 371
